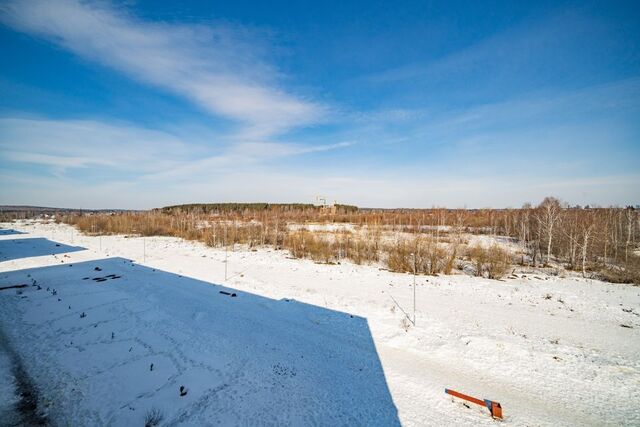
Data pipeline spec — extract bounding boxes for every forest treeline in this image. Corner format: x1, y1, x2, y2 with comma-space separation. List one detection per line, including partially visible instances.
16, 197, 638, 284
158, 203, 359, 214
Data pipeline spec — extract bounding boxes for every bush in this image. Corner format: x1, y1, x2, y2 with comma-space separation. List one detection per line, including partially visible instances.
144, 408, 163, 427
386, 240, 413, 273
59, 211, 522, 278
598, 267, 640, 285
468, 244, 511, 279
284, 231, 335, 263
385, 237, 455, 275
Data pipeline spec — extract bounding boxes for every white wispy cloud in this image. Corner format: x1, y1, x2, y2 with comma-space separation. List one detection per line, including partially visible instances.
0, 116, 352, 180
141, 139, 355, 182
0, 0, 326, 139
0, 117, 189, 174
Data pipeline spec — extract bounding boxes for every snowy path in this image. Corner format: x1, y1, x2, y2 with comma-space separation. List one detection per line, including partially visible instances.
1, 221, 639, 426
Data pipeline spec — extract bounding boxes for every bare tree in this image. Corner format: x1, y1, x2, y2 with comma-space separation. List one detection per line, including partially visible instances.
536, 197, 563, 266
579, 211, 596, 277
625, 207, 636, 265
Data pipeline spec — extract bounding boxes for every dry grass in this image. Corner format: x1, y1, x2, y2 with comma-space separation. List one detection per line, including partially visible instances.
385, 236, 457, 275
283, 230, 381, 265
51, 201, 640, 284
597, 256, 640, 284
467, 244, 511, 279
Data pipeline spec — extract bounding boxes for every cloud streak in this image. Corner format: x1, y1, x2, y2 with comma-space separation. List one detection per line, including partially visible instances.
0, 117, 188, 174
0, 0, 325, 139
0, 116, 352, 180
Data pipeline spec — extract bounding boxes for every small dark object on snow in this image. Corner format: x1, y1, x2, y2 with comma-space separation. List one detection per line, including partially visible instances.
82, 277, 90, 280
219, 291, 237, 297
129, 347, 132, 352
68, 305, 71, 309
80, 312, 86, 318
52, 290, 57, 295
111, 332, 114, 339
94, 267, 102, 271
0, 284, 28, 291
46, 287, 50, 291
37, 285, 41, 290
150, 363, 154, 371
57, 298, 61, 302
144, 408, 164, 427
179, 386, 187, 397
620, 324, 633, 328
55, 244, 60, 247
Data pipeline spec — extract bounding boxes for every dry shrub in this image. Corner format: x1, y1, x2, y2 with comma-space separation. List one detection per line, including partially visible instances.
598, 262, 640, 285
420, 238, 451, 275
386, 240, 413, 273
62, 213, 178, 237
47, 202, 640, 284
144, 408, 163, 427
58, 211, 519, 277
468, 244, 511, 279
284, 230, 336, 263
385, 237, 455, 275
350, 238, 380, 265
285, 229, 382, 265
333, 231, 380, 265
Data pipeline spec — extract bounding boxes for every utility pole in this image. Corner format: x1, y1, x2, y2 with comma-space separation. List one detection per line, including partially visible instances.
412, 252, 417, 326
224, 227, 228, 281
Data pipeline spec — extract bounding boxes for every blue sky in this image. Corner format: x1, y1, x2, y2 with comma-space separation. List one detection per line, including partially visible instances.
0, 0, 638, 209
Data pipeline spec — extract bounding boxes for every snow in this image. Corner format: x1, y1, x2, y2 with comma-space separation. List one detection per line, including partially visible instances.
0, 341, 20, 425
0, 237, 84, 261
1, 220, 639, 426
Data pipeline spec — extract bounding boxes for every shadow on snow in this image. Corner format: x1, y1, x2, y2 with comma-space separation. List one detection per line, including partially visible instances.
0, 238, 85, 262
0, 229, 27, 236
0, 256, 400, 425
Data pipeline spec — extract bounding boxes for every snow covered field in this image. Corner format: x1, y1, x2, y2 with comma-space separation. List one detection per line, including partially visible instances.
1, 220, 639, 426
0, 342, 19, 425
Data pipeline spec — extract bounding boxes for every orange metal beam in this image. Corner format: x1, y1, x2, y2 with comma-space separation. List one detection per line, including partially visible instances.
445, 388, 503, 420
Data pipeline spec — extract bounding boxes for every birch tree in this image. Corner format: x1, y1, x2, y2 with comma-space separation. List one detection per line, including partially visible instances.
536, 197, 563, 266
